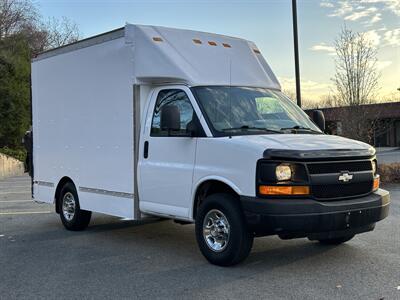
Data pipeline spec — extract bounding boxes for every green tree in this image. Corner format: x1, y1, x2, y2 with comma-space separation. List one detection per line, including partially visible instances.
0, 0, 80, 158
0, 34, 31, 149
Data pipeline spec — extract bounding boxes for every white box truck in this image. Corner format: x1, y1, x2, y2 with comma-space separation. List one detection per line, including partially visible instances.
30, 24, 390, 266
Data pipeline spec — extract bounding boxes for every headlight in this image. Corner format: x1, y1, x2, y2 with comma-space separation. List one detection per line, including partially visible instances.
372, 160, 377, 175
276, 164, 292, 181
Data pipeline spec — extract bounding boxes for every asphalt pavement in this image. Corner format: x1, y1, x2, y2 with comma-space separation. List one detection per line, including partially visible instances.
0, 175, 399, 299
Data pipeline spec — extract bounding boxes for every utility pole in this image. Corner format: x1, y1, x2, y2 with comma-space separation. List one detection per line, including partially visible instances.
292, 0, 301, 107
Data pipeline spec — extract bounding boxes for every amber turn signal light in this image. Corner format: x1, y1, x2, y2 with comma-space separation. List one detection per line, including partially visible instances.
373, 176, 380, 191
259, 185, 310, 196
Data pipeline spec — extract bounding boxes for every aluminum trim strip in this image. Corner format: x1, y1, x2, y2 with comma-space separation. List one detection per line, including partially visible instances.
33, 181, 54, 187
79, 187, 134, 199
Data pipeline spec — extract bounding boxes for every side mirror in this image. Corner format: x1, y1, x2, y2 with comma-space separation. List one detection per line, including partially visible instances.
312, 110, 325, 132
160, 105, 181, 132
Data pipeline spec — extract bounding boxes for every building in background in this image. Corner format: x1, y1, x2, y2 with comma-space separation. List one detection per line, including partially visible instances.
306, 102, 400, 147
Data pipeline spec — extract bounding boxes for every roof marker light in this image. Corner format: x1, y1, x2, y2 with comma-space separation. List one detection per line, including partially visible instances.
193, 39, 202, 44
208, 41, 217, 46
152, 37, 163, 42
222, 43, 231, 48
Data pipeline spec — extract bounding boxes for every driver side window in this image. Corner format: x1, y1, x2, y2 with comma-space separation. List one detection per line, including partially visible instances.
151, 89, 195, 137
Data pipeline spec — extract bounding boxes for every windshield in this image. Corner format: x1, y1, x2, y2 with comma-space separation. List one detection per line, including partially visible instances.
192, 86, 321, 136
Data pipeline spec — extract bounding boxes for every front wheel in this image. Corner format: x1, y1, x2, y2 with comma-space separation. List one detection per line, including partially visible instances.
58, 182, 91, 231
195, 193, 253, 266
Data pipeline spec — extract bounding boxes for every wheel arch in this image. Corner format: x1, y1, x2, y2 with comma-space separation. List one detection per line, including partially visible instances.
191, 177, 241, 220
54, 176, 77, 214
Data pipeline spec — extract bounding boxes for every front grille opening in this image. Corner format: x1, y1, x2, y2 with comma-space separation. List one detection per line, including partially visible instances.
307, 161, 372, 174
312, 181, 373, 200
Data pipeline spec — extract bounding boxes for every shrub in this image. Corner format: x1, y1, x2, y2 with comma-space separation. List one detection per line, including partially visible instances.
379, 163, 400, 183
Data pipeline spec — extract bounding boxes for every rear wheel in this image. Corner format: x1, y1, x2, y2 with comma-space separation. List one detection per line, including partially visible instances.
195, 193, 253, 266
58, 182, 91, 231
316, 234, 355, 245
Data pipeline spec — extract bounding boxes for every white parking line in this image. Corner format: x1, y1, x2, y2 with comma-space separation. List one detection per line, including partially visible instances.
0, 180, 30, 183
0, 211, 51, 215
0, 181, 31, 184
0, 184, 29, 189
0, 191, 31, 195
0, 200, 33, 203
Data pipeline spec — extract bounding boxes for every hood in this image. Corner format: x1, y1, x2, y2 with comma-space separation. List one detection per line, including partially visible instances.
228, 134, 374, 159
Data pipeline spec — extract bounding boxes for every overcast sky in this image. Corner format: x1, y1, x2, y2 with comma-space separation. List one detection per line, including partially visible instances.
36, 0, 399, 102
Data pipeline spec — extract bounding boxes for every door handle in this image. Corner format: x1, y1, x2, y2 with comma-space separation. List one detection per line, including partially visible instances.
144, 141, 149, 159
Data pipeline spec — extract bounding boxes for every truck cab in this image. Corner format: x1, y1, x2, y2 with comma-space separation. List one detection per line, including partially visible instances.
30, 24, 390, 266
137, 84, 389, 265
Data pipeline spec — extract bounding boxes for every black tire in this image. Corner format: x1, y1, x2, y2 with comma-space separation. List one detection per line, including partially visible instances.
316, 235, 355, 245
195, 193, 254, 266
58, 182, 91, 231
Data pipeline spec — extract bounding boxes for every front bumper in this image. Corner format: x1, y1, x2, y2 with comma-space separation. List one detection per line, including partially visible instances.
240, 188, 390, 239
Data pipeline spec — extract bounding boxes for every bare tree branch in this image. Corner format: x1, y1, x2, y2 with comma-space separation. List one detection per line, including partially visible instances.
333, 26, 379, 107
0, 0, 80, 55
328, 26, 383, 143
0, 0, 38, 39
42, 16, 80, 49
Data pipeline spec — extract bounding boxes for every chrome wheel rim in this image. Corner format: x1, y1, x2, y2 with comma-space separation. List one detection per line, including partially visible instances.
203, 209, 230, 252
62, 192, 76, 221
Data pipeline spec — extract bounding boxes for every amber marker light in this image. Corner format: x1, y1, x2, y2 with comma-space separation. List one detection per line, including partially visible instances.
152, 37, 163, 42
259, 185, 310, 196
373, 176, 380, 191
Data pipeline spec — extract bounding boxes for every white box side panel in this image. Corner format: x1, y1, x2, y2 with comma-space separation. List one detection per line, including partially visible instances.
32, 37, 136, 219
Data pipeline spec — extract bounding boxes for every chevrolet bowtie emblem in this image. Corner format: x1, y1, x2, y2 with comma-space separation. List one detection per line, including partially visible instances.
339, 172, 353, 182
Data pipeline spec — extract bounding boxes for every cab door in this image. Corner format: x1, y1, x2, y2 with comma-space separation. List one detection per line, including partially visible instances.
138, 86, 205, 219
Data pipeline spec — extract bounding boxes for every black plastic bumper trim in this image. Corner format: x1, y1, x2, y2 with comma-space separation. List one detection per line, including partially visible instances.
240, 188, 390, 237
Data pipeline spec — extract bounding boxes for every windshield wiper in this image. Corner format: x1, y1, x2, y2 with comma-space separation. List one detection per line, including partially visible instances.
221, 125, 281, 134
280, 125, 322, 134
